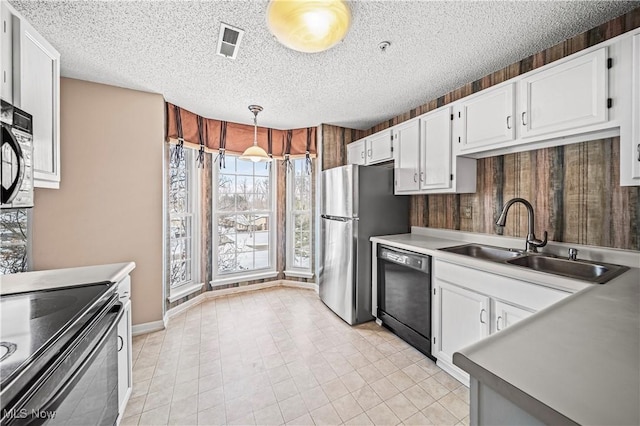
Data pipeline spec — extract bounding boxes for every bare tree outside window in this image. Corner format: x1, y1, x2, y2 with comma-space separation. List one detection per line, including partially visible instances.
215, 156, 273, 276
0, 209, 28, 274
169, 146, 197, 288
287, 160, 312, 270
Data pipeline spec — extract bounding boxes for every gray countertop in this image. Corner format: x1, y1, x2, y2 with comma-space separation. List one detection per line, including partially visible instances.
453, 268, 639, 425
0, 262, 136, 295
372, 228, 640, 425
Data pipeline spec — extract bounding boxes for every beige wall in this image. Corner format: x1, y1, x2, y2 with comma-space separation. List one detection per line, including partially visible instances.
32, 78, 165, 325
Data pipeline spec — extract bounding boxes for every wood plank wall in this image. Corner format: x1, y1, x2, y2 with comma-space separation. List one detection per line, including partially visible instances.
323, 7, 640, 251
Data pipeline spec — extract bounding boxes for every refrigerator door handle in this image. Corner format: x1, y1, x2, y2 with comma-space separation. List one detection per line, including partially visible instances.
321, 215, 351, 222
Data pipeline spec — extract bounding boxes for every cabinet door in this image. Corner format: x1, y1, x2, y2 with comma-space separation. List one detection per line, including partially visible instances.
347, 140, 365, 165
420, 107, 452, 190
435, 280, 490, 364
493, 300, 534, 333
366, 130, 393, 164
458, 83, 515, 151
519, 47, 608, 138
117, 300, 132, 416
1, 3, 12, 103
632, 34, 640, 181
394, 119, 420, 192
14, 16, 60, 188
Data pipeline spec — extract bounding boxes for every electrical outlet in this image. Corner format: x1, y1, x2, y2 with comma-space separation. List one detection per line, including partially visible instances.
463, 206, 472, 219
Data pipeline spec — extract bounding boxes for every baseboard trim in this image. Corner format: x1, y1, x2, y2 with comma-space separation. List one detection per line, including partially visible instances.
132, 320, 166, 337
138, 280, 318, 333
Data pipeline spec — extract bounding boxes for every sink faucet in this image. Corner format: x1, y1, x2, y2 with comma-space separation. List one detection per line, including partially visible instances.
496, 197, 548, 253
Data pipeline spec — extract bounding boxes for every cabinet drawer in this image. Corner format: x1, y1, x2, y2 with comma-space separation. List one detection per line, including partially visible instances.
434, 260, 570, 311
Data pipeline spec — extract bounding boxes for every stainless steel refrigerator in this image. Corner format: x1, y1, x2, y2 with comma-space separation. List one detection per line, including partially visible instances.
319, 164, 409, 325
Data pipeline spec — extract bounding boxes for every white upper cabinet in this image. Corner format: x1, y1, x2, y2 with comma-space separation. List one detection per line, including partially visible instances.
456, 83, 516, 152
366, 130, 393, 164
346, 139, 365, 165
420, 107, 453, 190
1, 2, 13, 103
347, 132, 394, 167
13, 15, 60, 188
631, 34, 640, 181
519, 47, 608, 139
393, 118, 420, 192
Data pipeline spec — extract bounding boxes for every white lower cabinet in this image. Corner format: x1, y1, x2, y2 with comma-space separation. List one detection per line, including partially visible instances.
492, 300, 533, 333
432, 260, 571, 384
435, 281, 490, 365
116, 276, 132, 422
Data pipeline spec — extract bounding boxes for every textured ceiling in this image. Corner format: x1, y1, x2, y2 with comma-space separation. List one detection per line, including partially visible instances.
8, 1, 640, 130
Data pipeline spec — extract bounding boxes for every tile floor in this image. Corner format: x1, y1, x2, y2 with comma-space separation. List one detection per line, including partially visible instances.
122, 287, 470, 425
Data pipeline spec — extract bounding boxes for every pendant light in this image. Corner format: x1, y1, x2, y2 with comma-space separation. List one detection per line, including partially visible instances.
240, 105, 271, 163
267, 0, 351, 53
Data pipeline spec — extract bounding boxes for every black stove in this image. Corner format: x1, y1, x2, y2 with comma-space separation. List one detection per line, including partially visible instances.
0, 282, 117, 423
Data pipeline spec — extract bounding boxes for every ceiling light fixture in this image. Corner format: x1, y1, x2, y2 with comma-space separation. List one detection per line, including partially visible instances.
267, 0, 351, 53
240, 105, 271, 163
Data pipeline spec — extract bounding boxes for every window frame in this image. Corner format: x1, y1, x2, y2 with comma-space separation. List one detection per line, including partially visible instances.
168, 148, 202, 297
211, 156, 278, 287
285, 159, 314, 278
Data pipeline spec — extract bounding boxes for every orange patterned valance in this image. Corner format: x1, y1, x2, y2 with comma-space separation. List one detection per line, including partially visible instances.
165, 102, 316, 159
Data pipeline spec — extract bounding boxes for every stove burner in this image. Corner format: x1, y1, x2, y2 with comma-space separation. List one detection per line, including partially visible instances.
0, 342, 17, 362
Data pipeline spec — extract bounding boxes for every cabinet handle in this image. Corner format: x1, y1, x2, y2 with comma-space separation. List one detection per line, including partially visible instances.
637, 144, 640, 162
367, 148, 372, 158
420, 171, 424, 182
117, 335, 124, 352
413, 173, 418, 182
506, 115, 511, 129
480, 309, 487, 324
521, 111, 527, 126
361, 151, 365, 159
497, 316, 503, 331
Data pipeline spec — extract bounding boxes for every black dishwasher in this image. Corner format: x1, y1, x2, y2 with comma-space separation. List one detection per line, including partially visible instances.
378, 245, 434, 360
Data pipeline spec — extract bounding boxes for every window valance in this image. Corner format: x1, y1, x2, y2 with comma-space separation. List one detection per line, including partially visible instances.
165, 102, 316, 159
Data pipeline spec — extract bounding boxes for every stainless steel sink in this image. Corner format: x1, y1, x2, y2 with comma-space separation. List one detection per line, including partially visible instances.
440, 244, 523, 262
506, 255, 628, 284
439, 243, 629, 284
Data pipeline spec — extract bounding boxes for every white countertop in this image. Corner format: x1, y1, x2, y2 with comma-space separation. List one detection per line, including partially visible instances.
371, 227, 640, 425
0, 262, 136, 295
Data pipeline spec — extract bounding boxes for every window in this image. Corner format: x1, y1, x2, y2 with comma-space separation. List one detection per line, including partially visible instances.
286, 159, 313, 277
169, 147, 200, 289
213, 156, 276, 284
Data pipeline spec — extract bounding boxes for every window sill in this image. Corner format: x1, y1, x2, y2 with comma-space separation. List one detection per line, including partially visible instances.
167, 282, 204, 303
211, 270, 278, 287
284, 270, 314, 279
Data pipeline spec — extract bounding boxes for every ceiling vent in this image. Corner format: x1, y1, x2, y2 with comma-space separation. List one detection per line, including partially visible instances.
216, 23, 244, 60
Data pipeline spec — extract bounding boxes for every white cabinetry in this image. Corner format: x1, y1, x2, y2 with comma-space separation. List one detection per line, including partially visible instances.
519, 48, 608, 139
347, 139, 365, 165
13, 15, 60, 188
393, 118, 420, 192
346, 131, 393, 166
455, 83, 516, 152
630, 34, 640, 182
432, 260, 571, 384
492, 300, 533, 333
116, 276, 132, 421
435, 280, 490, 365
0, 1, 13, 102
366, 130, 393, 164
394, 107, 477, 194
